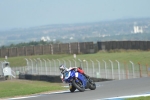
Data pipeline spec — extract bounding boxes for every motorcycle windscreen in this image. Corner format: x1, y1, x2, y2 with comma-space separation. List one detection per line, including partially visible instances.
64, 70, 75, 82
64, 71, 70, 79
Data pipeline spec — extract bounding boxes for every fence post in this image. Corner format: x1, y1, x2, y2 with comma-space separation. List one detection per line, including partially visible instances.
29, 59, 33, 74
67, 59, 71, 67
24, 58, 29, 71
57, 59, 61, 66
37, 58, 42, 75
124, 62, 128, 79
34, 59, 38, 74
83, 60, 88, 74
96, 59, 101, 78
78, 59, 83, 69
47, 59, 51, 75
62, 59, 66, 66
24, 58, 29, 66
52, 59, 56, 75
109, 60, 114, 79
43, 59, 47, 75
138, 63, 142, 78
116, 60, 120, 80
73, 59, 76, 67
90, 59, 95, 77
129, 61, 135, 78
103, 60, 107, 79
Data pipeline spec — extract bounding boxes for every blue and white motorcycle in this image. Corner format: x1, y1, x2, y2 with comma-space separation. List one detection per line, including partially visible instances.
64, 69, 96, 92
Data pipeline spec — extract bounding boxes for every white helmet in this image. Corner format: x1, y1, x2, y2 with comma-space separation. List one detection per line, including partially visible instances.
59, 64, 67, 73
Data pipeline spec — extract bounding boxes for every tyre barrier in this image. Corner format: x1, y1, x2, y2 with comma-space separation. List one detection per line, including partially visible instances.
19, 73, 112, 83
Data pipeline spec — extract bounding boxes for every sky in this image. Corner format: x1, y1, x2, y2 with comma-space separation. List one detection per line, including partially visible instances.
0, 0, 150, 30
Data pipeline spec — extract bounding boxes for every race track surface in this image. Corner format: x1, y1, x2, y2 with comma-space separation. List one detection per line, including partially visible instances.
9, 77, 150, 100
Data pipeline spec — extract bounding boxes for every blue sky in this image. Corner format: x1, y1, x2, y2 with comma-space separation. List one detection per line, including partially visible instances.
0, 0, 150, 30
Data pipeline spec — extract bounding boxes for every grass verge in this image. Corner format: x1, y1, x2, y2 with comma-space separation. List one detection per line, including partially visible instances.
0, 79, 65, 98
126, 96, 150, 100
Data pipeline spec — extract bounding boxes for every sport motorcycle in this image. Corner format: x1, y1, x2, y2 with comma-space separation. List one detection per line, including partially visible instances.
64, 69, 96, 92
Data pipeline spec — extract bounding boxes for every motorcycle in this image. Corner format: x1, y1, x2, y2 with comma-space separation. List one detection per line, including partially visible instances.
64, 69, 96, 92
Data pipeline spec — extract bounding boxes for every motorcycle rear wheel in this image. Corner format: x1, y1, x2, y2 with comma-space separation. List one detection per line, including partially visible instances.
89, 79, 96, 90
89, 83, 96, 90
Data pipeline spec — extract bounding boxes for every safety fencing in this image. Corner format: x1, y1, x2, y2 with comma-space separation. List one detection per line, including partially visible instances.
11, 58, 150, 80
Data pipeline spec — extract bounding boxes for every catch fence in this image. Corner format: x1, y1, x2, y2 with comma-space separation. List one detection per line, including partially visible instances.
11, 58, 150, 80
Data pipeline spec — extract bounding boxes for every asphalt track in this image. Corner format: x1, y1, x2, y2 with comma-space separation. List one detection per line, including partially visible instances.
9, 77, 150, 100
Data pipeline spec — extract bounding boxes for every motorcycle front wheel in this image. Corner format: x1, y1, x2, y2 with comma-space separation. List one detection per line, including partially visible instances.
72, 79, 85, 92
69, 85, 76, 92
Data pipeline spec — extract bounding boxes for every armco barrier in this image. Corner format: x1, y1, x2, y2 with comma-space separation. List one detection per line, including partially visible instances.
19, 74, 62, 83
19, 74, 112, 83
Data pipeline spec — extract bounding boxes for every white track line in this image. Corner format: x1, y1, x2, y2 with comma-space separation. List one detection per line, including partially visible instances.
100, 93, 150, 100
8, 95, 39, 100
8, 90, 69, 100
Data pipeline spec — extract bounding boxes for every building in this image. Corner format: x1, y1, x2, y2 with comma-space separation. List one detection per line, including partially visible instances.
133, 26, 143, 33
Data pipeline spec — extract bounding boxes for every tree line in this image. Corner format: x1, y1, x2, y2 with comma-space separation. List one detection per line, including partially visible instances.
0, 40, 61, 49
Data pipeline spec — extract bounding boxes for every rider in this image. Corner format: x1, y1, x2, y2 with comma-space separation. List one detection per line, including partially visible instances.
59, 64, 89, 82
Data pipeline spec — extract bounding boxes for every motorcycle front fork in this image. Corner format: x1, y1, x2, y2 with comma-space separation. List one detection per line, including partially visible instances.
69, 83, 72, 89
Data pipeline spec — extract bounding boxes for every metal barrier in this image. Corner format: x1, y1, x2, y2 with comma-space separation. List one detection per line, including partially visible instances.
11, 58, 150, 80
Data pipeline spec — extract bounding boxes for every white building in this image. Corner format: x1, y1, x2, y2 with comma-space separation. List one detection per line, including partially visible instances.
41, 36, 51, 41
133, 26, 143, 33
41, 37, 47, 41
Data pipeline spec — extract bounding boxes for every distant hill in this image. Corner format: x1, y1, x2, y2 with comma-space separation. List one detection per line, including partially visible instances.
0, 18, 150, 46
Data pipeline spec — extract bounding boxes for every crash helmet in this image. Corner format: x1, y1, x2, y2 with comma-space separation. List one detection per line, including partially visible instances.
59, 64, 67, 74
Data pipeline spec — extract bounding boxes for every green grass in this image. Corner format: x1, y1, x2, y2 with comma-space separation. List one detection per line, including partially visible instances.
126, 96, 150, 100
0, 50, 150, 67
0, 79, 65, 98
